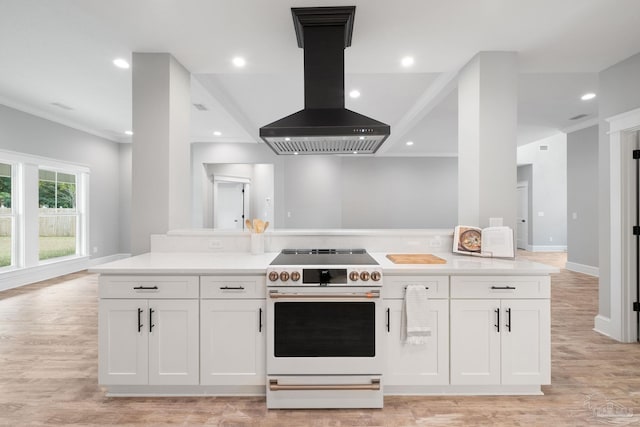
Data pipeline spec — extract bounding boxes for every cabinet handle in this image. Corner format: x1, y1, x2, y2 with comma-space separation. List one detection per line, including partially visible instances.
259, 308, 263, 332
137, 308, 143, 332
506, 308, 512, 332
491, 286, 516, 290
220, 286, 245, 290
494, 308, 500, 332
386, 308, 390, 332
149, 308, 155, 333
133, 286, 158, 290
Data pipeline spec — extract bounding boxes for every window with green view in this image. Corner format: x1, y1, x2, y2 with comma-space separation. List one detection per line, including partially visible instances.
0, 163, 11, 267
39, 169, 77, 260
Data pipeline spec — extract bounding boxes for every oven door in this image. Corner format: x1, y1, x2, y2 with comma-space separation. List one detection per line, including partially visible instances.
266, 287, 384, 375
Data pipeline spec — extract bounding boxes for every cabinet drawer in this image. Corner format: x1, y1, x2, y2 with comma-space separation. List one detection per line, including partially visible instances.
450, 276, 550, 299
201, 276, 266, 299
99, 275, 199, 299
384, 275, 449, 299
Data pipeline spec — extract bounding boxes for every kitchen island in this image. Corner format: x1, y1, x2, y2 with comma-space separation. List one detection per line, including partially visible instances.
92, 246, 557, 402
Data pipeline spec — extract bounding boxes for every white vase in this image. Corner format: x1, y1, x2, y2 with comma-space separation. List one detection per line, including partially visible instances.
251, 233, 264, 255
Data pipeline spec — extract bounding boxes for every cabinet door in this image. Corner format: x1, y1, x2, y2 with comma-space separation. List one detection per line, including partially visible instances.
385, 299, 449, 386
148, 299, 199, 385
501, 299, 550, 385
98, 299, 148, 385
450, 299, 501, 385
200, 299, 266, 386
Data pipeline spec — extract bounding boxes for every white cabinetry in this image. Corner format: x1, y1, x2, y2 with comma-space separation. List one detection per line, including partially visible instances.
200, 276, 266, 387
383, 276, 449, 387
450, 276, 550, 386
98, 276, 199, 386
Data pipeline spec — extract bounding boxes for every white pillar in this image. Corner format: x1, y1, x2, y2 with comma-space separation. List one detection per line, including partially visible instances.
131, 53, 191, 255
458, 52, 518, 231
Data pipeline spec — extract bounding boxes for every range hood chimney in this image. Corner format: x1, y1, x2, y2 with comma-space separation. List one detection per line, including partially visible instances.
259, 6, 390, 155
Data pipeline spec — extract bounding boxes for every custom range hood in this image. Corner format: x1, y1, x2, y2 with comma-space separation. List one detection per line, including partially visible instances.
259, 6, 390, 155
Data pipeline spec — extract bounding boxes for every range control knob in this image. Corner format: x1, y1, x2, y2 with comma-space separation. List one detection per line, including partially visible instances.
291, 271, 301, 282
360, 271, 370, 281
279, 271, 290, 282
268, 271, 279, 282
371, 271, 381, 282
349, 271, 360, 281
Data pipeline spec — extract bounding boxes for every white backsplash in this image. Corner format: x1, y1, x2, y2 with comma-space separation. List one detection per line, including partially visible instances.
150, 229, 455, 254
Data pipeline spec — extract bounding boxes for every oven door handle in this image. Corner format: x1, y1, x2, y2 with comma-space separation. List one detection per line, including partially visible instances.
269, 379, 380, 391
268, 290, 380, 299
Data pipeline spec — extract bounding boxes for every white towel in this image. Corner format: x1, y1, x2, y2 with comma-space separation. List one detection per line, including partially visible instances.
401, 284, 431, 345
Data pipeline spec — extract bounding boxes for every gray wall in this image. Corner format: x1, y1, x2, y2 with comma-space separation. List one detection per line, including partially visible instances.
567, 125, 598, 268
0, 104, 123, 258
517, 133, 567, 247
192, 142, 458, 229
598, 51, 640, 318
118, 144, 132, 254
341, 157, 458, 228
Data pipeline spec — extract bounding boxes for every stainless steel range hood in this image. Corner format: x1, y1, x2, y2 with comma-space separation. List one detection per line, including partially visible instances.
259, 6, 390, 155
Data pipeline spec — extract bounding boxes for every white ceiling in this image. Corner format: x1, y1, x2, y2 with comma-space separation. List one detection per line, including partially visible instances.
0, 0, 638, 153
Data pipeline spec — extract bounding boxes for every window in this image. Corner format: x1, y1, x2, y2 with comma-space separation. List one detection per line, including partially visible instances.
0, 163, 12, 268
38, 169, 78, 261
0, 149, 89, 276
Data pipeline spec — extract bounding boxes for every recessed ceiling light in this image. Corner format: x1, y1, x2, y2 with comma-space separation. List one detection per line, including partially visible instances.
232, 57, 246, 68
113, 58, 130, 69
349, 90, 361, 98
406, 141, 414, 146
401, 56, 414, 67
581, 92, 596, 101
285, 137, 291, 141
359, 136, 365, 140
293, 152, 299, 155
213, 131, 222, 136
353, 151, 358, 154
124, 130, 133, 136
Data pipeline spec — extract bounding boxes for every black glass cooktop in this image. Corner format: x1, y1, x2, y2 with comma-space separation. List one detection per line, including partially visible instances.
270, 249, 378, 266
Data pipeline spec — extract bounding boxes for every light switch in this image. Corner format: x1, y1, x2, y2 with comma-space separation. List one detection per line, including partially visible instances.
572, 212, 578, 220
538, 212, 545, 217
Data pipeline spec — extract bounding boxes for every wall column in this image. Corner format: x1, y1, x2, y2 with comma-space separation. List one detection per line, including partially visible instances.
131, 53, 191, 254
458, 51, 518, 231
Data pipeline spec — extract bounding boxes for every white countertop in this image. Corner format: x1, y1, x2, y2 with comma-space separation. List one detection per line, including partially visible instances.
90, 251, 558, 275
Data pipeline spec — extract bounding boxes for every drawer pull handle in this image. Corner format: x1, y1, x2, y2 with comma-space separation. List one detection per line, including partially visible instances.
494, 308, 500, 332
259, 308, 263, 332
404, 286, 429, 290
269, 379, 380, 391
491, 286, 516, 290
220, 286, 245, 290
133, 286, 158, 290
386, 308, 390, 332
506, 308, 512, 332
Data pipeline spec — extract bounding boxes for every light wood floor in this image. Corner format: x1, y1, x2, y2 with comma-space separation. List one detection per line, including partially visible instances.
2, 252, 640, 426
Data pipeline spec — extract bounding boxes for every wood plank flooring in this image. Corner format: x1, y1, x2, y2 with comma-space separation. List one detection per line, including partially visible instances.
1, 253, 640, 426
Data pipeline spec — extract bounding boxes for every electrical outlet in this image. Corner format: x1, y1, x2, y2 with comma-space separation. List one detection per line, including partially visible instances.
538, 211, 545, 217
208, 240, 222, 249
549, 237, 553, 242
572, 212, 578, 220
92, 246, 98, 254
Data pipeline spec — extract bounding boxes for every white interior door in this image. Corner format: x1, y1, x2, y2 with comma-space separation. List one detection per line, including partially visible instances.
516, 184, 529, 249
216, 182, 245, 229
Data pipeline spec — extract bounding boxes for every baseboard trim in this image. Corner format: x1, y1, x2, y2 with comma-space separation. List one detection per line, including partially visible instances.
565, 262, 599, 277
0, 256, 90, 292
594, 314, 613, 338
526, 245, 567, 252
88, 253, 131, 267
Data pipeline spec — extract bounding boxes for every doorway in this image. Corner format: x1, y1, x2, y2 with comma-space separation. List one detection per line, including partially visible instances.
212, 176, 250, 230
516, 182, 529, 250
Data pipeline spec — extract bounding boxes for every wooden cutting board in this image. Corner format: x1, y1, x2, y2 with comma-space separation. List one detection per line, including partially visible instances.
386, 254, 447, 264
